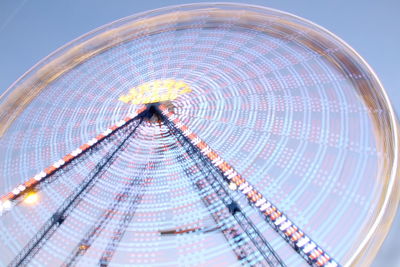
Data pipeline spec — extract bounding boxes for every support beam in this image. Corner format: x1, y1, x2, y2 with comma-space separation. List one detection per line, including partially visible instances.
0, 107, 147, 215
165, 111, 286, 267
8, 116, 143, 267
158, 104, 339, 267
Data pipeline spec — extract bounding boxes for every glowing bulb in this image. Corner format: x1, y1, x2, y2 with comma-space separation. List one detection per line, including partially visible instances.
2, 200, 12, 210
228, 182, 237, 191
24, 192, 39, 205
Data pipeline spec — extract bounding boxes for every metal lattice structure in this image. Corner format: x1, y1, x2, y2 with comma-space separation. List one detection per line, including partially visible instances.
3, 105, 339, 266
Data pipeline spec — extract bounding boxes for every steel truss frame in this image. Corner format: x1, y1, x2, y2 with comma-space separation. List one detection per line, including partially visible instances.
9, 116, 144, 267
164, 110, 286, 267
5, 105, 339, 267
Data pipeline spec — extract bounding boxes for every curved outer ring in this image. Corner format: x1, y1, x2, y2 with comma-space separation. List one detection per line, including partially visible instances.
0, 3, 398, 266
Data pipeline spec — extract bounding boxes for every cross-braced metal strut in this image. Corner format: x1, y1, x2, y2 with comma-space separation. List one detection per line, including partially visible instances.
162, 108, 286, 267
8, 116, 144, 267
3, 104, 339, 267
157, 104, 339, 267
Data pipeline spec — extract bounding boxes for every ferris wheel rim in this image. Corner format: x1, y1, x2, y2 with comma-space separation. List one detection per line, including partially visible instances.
0, 3, 398, 266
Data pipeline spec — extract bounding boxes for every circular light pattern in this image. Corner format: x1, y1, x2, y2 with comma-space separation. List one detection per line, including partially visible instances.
0, 3, 398, 267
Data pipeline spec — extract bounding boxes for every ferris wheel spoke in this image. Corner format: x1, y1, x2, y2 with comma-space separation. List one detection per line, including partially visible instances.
0, 107, 147, 215
63, 162, 153, 267
170, 123, 286, 266
158, 104, 339, 267
8, 113, 144, 267
96, 131, 164, 267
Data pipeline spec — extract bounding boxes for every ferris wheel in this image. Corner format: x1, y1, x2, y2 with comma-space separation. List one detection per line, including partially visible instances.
0, 3, 398, 267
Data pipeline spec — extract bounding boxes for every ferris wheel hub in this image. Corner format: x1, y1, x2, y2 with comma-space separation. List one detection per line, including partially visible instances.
118, 79, 192, 105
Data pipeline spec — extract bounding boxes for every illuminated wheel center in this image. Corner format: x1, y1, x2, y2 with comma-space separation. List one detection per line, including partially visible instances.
118, 79, 192, 105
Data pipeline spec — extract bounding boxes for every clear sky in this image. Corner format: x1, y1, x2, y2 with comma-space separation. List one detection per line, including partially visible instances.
0, 0, 399, 266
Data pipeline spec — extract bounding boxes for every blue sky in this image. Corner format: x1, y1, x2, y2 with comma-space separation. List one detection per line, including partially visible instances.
0, 1, 399, 265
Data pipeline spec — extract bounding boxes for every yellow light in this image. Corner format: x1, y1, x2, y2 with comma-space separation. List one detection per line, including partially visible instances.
79, 244, 89, 250
24, 191, 39, 205
119, 79, 192, 105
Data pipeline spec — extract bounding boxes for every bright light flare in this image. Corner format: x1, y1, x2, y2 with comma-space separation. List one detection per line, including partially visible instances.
24, 191, 39, 205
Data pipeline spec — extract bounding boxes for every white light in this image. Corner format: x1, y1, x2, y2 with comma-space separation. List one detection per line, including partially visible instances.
193, 137, 201, 145
224, 169, 234, 177
279, 221, 292, 231
325, 261, 338, 267
228, 183, 237, 191
255, 198, 266, 207
296, 237, 310, 248
227, 171, 237, 180
215, 158, 224, 166
212, 157, 224, 166
184, 129, 192, 136
71, 149, 81, 157
303, 242, 316, 254
3, 200, 12, 210
87, 138, 97, 146
260, 202, 271, 211
201, 146, 211, 154
239, 182, 248, 191
116, 120, 126, 127
17, 184, 26, 192
211, 157, 220, 164
242, 186, 253, 194
12, 188, 20, 195
53, 159, 64, 168
103, 129, 112, 136
274, 216, 286, 226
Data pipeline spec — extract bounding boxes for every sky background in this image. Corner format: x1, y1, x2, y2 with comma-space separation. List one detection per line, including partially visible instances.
0, 0, 399, 266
